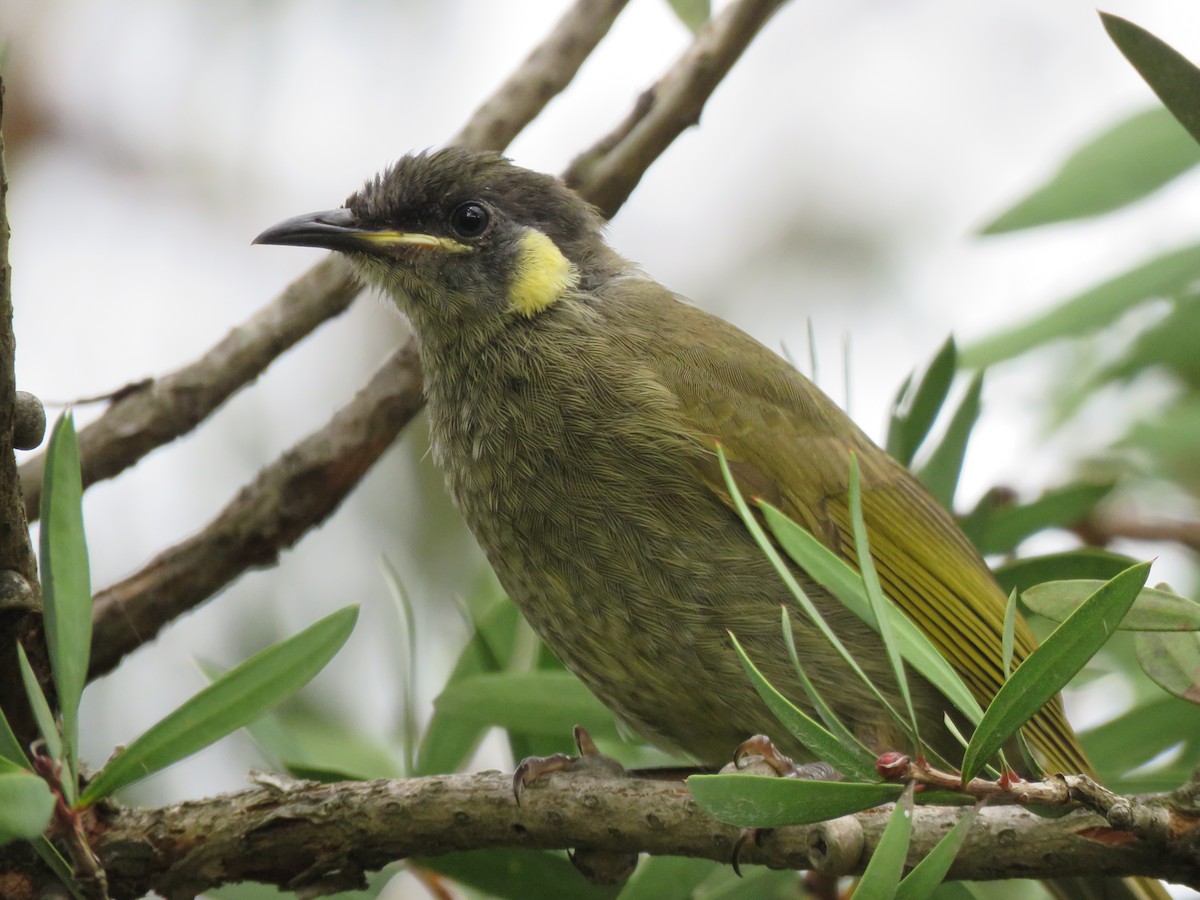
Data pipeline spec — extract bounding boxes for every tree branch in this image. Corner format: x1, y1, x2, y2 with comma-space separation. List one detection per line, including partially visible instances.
0, 772, 1188, 899
18, 0, 630, 524
19, 256, 359, 523
88, 341, 423, 680
1076, 512, 1200, 556
85, 0, 791, 680
563, 0, 789, 218
0, 74, 47, 751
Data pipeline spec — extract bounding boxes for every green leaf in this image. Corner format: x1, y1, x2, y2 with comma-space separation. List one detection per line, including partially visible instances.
1098, 295, 1200, 388
30, 836, 85, 900
961, 241, 1200, 368
618, 857, 720, 900
895, 803, 981, 900
1023, 580, 1200, 631
419, 850, 621, 900
430, 671, 618, 740
961, 562, 1150, 781
779, 606, 871, 758
762, 503, 984, 727
665, 0, 710, 33
1134, 631, 1200, 703
255, 707, 401, 782
1082, 694, 1200, 788
0, 771, 55, 844
854, 783, 914, 900
1001, 589, 1018, 679
416, 600, 521, 775
916, 373, 983, 509
981, 108, 1200, 233
1102, 14, 1200, 150
728, 632, 878, 781
688, 773, 902, 827
38, 412, 91, 792
79, 606, 358, 805
0, 702, 28, 768
716, 450, 908, 733
849, 456, 917, 741
992, 548, 1136, 597
16, 643, 61, 767
961, 482, 1115, 557
887, 338, 958, 467
380, 556, 417, 775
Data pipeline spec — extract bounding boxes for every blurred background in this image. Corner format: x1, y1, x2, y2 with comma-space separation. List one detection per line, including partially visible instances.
2, 0, 1200, 894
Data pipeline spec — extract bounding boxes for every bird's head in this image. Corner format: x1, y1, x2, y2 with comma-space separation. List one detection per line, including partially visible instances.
254, 148, 612, 339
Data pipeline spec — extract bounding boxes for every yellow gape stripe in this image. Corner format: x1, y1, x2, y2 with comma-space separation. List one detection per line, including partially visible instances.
509, 229, 578, 317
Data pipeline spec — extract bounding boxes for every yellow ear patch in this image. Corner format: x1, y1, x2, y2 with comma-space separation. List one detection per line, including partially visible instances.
508, 229, 578, 317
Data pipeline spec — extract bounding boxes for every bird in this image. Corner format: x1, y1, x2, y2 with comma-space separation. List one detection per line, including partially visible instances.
255, 147, 1166, 900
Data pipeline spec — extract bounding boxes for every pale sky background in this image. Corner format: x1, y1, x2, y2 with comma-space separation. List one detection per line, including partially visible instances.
3, 1, 1200, 896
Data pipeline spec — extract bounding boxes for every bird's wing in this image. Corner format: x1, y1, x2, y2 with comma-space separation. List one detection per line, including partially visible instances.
622, 285, 1088, 774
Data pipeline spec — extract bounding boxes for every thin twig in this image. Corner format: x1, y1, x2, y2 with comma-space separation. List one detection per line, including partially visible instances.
19, 0, 629, 523
86, 0, 790, 680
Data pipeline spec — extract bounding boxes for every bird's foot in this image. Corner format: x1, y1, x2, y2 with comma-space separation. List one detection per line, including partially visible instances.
731, 733, 842, 781
728, 735, 841, 876
512, 724, 625, 805
512, 725, 637, 885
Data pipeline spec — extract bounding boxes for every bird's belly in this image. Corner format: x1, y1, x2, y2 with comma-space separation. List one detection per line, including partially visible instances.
443, 428, 926, 765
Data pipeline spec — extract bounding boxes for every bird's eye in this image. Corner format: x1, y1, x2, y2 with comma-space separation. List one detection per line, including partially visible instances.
449, 201, 490, 238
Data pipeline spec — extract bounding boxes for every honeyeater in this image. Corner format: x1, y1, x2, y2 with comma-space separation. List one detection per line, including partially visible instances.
255, 148, 1166, 900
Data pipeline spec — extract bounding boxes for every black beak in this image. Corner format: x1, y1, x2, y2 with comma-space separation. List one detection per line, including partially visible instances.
252, 208, 366, 252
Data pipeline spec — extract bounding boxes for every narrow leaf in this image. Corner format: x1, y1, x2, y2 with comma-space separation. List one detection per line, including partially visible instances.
961, 562, 1150, 780
418, 850, 621, 900
981, 107, 1200, 233
38, 412, 91, 789
0, 771, 55, 844
887, 337, 958, 467
380, 557, 418, 775
1134, 631, 1200, 704
728, 631, 878, 781
780, 606, 871, 758
31, 836, 85, 900
1024, 580, 1200, 630
416, 601, 520, 775
849, 456, 918, 743
431, 671, 618, 740
79, 606, 358, 805
1001, 589, 1018, 679
0, 703, 28, 768
618, 856, 719, 900
916, 374, 983, 509
16, 643, 62, 767
762, 503, 983, 726
962, 482, 1115, 557
961, 241, 1200, 368
688, 773, 902, 827
895, 803, 981, 899
666, 0, 710, 33
854, 782, 914, 900
1102, 14, 1200, 149
716, 449, 909, 732
992, 548, 1136, 597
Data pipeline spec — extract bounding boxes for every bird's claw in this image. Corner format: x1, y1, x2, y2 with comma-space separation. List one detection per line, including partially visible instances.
512, 724, 624, 805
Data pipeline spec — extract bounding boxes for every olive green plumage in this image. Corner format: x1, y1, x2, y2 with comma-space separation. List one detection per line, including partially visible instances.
255, 148, 1165, 900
